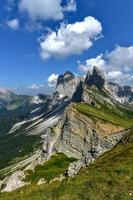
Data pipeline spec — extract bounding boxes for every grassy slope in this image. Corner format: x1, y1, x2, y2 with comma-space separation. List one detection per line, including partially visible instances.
73, 85, 133, 130
74, 103, 133, 128
25, 153, 77, 183
0, 130, 132, 200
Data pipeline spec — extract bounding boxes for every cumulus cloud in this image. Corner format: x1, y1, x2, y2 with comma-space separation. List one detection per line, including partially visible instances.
78, 54, 105, 73
106, 46, 133, 72
78, 45, 133, 85
7, 18, 19, 30
40, 16, 102, 60
107, 71, 122, 79
19, 0, 76, 21
47, 73, 59, 87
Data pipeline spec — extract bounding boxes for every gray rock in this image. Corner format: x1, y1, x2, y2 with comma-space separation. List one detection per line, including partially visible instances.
37, 178, 47, 186
108, 82, 133, 104
85, 66, 107, 90
67, 160, 84, 177
1, 170, 29, 192
56, 71, 81, 98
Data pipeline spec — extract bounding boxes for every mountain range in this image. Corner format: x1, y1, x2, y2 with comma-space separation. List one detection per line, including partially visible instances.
0, 66, 133, 200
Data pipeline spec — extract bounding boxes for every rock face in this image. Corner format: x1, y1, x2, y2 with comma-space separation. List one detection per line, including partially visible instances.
56, 71, 81, 98
67, 160, 86, 177
108, 82, 133, 103
41, 105, 127, 177
1, 170, 29, 192
37, 71, 82, 116
85, 66, 107, 90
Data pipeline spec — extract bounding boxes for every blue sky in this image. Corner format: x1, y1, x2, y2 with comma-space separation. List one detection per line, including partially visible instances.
0, 0, 133, 95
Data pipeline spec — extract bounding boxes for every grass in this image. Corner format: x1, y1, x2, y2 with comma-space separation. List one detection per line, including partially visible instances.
0, 130, 133, 200
74, 103, 133, 128
25, 153, 77, 183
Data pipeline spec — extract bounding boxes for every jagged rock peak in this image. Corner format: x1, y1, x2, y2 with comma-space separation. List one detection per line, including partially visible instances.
93, 66, 105, 79
56, 71, 80, 98
85, 66, 107, 90
85, 70, 92, 86
64, 71, 75, 79
57, 71, 75, 86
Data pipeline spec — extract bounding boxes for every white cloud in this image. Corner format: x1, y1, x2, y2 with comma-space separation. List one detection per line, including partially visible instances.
78, 45, 133, 85
19, 0, 76, 21
47, 74, 59, 87
106, 46, 133, 72
7, 18, 19, 30
40, 16, 102, 60
107, 71, 122, 79
79, 54, 105, 73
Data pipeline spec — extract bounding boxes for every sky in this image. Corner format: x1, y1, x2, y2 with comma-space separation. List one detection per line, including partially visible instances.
0, 0, 133, 95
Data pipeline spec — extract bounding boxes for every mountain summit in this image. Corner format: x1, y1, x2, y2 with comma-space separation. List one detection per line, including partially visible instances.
85, 66, 108, 91
56, 71, 81, 98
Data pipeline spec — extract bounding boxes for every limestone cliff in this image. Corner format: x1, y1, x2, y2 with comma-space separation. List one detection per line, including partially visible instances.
41, 104, 128, 177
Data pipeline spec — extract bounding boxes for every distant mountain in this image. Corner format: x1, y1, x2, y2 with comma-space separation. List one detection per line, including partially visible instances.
108, 82, 133, 103
0, 89, 48, 136
0, 88, 15, 108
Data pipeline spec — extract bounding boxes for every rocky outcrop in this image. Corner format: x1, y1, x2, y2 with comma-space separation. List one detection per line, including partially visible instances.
37, 178, 47, 186
1, 170, 29, 192
67, 160, 86, 177
56, 71, 81, 98
85, 66, 108, 90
